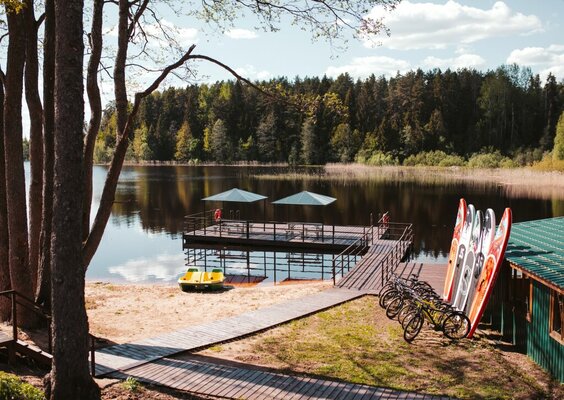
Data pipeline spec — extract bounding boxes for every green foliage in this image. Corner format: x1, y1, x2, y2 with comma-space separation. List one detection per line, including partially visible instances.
0, 372, 45, 400
122, 376, 142, 392
93, 137, 113, 163
210, 119, 232, 162
356, 151, 399, 166
300, 118, 317, 165
132, 123, 153, 161
403, 150, 465, 167
553, 111, 564, 161
22, 138, 29, 161
533, 153, 564, 172
467, 150, 516, 168
99, 67, 562, 168
174, 121, 199, 162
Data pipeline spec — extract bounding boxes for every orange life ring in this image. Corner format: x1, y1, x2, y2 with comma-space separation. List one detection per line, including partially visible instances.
214, 209, 222, 222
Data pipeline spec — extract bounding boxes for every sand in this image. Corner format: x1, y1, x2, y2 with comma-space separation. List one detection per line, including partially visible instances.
85, 280, 332, 344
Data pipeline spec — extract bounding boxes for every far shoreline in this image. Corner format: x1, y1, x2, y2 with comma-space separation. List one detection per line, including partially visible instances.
97, 162, 564, 199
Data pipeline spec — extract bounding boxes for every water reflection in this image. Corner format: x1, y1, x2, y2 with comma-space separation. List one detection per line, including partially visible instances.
88, 165, 564, 283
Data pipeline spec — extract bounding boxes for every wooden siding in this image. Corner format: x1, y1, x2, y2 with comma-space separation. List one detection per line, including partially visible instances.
486, 264, 564, 382
529, 281, 564, 382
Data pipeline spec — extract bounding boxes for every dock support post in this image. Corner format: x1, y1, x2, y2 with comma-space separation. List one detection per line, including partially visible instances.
274, 252, 277, 284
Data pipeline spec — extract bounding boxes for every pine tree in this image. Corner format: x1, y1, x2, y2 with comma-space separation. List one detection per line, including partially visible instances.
553, 111, 564, 161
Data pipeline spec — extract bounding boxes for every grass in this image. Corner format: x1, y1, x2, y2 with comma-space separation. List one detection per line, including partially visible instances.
203, 297, 562, 399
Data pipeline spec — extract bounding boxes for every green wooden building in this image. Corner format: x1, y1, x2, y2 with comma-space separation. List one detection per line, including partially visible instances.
485, 216, 563, 382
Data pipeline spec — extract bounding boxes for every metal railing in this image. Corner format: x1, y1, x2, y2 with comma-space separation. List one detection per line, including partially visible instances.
331, 226, 373, 284
330, 213, 414, 285
0, 290, 98, 377
184, 210, 374, 246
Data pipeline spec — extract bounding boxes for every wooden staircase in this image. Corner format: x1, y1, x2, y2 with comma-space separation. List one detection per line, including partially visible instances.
0, 290, 52, 367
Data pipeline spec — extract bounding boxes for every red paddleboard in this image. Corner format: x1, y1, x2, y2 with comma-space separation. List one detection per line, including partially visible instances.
443, 199, 467, 301
467, 208, 512, 338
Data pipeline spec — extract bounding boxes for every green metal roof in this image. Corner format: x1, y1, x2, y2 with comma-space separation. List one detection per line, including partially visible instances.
505, 216, 564, 291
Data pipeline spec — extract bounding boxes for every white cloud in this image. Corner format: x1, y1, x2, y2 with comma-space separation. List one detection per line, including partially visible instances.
423, 53, 486, 70
225, 28, 259, 40
326, 56, 410, 79
507, 44, 564, 80
234, 65, 272, 81
507, 44, 564, 66
108, 253, 185, 283
364, 1, 542, 50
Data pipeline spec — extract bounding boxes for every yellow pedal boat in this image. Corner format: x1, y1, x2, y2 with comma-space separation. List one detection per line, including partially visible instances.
178, 268, 225, 291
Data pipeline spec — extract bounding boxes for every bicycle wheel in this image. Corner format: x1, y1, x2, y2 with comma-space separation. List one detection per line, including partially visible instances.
379, 289, 399, 309
398, 303, 418, 327
442, 312, 471, 340
403, 312, 424, 342
385, 297, 404, 319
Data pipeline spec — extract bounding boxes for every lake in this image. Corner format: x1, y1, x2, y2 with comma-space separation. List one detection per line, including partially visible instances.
87, 165, 564, 283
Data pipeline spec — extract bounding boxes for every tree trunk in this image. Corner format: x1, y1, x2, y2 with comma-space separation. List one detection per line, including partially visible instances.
3, 5, 35, 327
36, 0, 55, 308
0, 77, 11, 321
82, 0, 104, 240
49, 0, 100, 398
25, 0, 44, 293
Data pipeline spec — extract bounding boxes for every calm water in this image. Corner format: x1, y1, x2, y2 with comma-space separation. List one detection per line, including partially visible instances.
87, 165, 564, 283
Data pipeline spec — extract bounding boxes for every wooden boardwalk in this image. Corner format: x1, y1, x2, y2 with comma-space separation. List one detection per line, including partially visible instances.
95, 288, 364, 376
111, 355, 449, 399
94, 254, 450, 399
336, 240, 412, 292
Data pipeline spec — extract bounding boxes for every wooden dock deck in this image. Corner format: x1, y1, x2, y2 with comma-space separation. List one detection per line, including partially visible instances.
183, 220, 379, 252
111, 355, 448, 399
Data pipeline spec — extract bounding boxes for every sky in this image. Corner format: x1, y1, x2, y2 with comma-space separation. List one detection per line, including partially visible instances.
157, 0, 564, 85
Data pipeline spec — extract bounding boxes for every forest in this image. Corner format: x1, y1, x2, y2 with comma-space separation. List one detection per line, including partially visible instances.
95, 65, 564, 168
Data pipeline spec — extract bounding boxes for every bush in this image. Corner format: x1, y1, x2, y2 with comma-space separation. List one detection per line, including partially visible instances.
403, 150, 465, 167
467, 151, 515, 168
0, 372, 45, 400
533, 153, 564, 171
356, 151, 399, 166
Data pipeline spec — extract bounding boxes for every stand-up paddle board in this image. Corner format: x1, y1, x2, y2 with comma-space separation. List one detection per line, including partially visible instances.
443, 199, 467, 301
453, 209, 483, 311
464, 209, 495, 316
449, 204, 476, 303
467, 208, 512, 338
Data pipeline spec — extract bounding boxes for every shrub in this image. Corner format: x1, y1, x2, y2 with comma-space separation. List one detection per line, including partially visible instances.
122, 376, 142, 392
0, 372, 45, 400
533, 153, 564, 172
403, 151, 465, 167
467, 151, 515, 169
356, 151, 399, 166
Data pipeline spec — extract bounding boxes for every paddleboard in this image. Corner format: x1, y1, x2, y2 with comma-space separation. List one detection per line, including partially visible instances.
467, 208, 512, 338
453, 209, 483, 311
443, 199, 467, 301
464, 208, 495, 316
449, 204, 476, 303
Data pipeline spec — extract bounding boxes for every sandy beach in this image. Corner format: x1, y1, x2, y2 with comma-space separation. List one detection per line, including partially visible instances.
85, 280, 332, 344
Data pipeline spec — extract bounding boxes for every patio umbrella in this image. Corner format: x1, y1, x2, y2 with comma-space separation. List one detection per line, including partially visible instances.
271, 191, 336, 206
202, 188, 268, 220
272, 191, 336, 223
202, 188, 267, 203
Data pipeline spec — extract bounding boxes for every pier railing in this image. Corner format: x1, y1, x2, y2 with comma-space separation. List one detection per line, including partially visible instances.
184, 210, 376, 245
331, 217, 413, 286
331, 226, 373, 284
